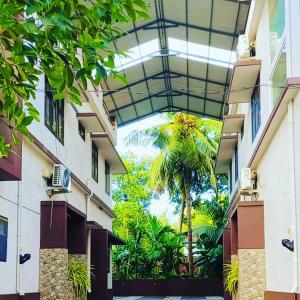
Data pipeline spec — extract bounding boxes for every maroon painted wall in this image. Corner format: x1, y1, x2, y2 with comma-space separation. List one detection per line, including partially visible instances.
113, 279, 224, 297
40, 201, 67, 249
67, 208, 87, 254
237, 201, 265, 249
0, 292, 40, 300
0, 121, 22, 181
90, 229, 110, 300
40, 201, 86, 253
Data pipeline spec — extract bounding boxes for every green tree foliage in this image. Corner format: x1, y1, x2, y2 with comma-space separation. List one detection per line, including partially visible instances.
193, 193, 229, 278
113, 154, 153, 206
126, 113, 222, 276
112, 156, 184, 279
113, 216, 184, 280
113, 155, 153, 239
0, 0, 149, 156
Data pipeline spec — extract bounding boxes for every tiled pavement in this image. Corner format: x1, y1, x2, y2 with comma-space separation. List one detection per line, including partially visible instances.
114, 297, 223, 300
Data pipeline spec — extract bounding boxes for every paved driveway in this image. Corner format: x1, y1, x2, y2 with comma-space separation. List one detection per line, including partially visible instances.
114, 297, 223, 300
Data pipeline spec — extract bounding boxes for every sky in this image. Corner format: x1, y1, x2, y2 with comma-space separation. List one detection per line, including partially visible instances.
116, 113, 178, 223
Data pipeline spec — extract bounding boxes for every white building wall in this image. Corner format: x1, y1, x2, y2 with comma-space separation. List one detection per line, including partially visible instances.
257, 113, 293, 292
0, 74, 116, 295
227, 0, 300, 294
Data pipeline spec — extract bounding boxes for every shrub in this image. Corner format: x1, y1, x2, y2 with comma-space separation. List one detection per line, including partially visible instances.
68, 260, 90, 297
224, 259, 239, 294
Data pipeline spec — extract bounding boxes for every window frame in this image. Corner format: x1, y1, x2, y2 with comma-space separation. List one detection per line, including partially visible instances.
251, 76, 261, 141
268, 0, 286, 64
44, 77, 64, 144
229, 160, 233, 193
0, 216, 8, 262
105, 161, 111, 196
234, 145, 238, 182
91, 142, 98, 182
78, 122, 85, 141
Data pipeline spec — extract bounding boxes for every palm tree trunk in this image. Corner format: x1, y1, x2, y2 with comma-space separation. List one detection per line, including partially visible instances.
179, 191, 186, 233
184, 174, 194, 277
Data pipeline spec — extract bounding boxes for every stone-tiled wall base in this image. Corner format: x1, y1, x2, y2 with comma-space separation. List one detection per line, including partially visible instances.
238, 249, 266, 300
39, 249, 87, 300
40, 249, 69, 300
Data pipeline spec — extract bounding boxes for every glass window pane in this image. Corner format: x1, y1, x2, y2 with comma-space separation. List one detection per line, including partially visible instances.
269, 0, 285, 61
272, 45, 287, 105
44, 77, 64, 144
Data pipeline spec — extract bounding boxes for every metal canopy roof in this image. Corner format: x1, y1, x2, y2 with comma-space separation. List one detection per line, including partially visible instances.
102, 0, 250, 127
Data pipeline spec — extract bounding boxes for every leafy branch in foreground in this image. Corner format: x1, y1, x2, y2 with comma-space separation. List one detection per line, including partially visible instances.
0, 0, 149, 157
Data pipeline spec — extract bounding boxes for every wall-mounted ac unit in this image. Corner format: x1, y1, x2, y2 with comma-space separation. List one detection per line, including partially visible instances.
236, 34, 250, 59
51, 164, 72, 193
240, 168, 252, 190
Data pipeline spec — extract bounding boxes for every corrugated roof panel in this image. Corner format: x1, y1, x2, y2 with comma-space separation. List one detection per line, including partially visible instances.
119, 106, 137, 122
205, 101, 222, 118
164, 0, 186, 23
113, 92, 132, 108
128, 82, 149, 101
188, 28, 209, 46
212, 1, 239, 33
152, 97, 169, 111
173, 95, 188, 110
135, 100, 152, 117
206, 82, 226, 102
207, 64, 229, 84
189, 97, 205, 113
188, 0, 212, 28
101, 0, 250, 126
210, 32, 234, 51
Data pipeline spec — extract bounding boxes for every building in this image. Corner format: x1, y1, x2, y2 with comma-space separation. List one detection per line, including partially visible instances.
0, 74, 126, 299
216, 1, 300, 299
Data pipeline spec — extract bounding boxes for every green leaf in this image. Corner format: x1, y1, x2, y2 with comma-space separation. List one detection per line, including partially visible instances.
75, 68, 86, 80
64, 65, 74, 86
21, 116, 33, 126
69, 92, 82, 105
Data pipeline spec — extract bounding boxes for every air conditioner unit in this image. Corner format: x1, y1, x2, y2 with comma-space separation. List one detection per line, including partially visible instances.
236, 34, 250, 59
240, 168, 252, 190
52, 164, 72, 192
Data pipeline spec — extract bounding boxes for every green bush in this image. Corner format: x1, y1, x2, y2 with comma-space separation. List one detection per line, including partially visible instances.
224, 259, 239, 294
68, 260, 90, 297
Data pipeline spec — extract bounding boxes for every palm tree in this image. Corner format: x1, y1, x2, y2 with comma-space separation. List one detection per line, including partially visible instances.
193, 193, 229, 278
126, 113, 221, 276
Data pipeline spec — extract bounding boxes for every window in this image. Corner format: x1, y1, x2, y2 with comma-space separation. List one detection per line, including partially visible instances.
240, 122, 244, 140
45, 78, 64, 144
92, 142, 98, 182
269, 0, 285, 62
0, 217, 8, 262
78, 122, 85, 141
272, 44, 287, 105
234, 145, 238, 182
229, 161, 233, 193
251, 77, 261, 141
105, 161, 111, 195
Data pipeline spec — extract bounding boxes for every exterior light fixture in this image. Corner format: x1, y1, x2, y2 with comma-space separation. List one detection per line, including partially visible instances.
20, 253, 31, 264
281, 239, 294, 252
